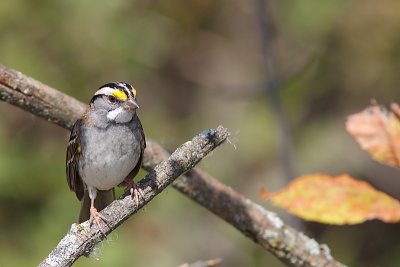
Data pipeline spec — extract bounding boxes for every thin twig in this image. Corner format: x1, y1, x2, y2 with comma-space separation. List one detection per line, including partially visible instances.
252, 0, 296, 181
0, 64, 346, 267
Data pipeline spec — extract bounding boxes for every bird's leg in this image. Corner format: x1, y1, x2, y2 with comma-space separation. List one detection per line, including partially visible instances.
89, 197, 107, 233
122, 179, 144, 208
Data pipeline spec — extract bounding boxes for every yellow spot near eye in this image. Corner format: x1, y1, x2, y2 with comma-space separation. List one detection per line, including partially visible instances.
132, 87, 137, 98
77, 145, 81, 153
112, 90, 128, 101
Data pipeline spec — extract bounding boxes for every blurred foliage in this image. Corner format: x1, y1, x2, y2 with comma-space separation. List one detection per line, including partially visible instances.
0, 0, 400, 266
262, 174, 400, 224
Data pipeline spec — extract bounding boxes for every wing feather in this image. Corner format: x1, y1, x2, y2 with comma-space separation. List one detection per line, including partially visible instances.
66, 119, 84, 200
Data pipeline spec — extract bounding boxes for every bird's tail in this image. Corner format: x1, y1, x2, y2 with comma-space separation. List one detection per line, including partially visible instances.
78, 189, 116, 223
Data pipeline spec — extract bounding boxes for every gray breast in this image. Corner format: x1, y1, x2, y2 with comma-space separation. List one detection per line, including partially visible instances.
79, 123, 141, 190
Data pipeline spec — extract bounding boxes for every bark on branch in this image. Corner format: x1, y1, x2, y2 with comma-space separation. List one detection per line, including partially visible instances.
0, 64, 346, 267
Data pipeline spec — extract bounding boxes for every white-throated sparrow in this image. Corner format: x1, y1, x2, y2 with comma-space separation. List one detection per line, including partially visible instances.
66, 82, 145, 227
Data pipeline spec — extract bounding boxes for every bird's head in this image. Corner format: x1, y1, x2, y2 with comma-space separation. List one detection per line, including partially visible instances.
90, 82, 139, 123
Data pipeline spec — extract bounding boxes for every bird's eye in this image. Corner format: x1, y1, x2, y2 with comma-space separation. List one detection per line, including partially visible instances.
107, 95, 117, 103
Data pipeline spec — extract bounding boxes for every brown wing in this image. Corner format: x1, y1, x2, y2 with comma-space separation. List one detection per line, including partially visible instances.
66, 119, 84, 200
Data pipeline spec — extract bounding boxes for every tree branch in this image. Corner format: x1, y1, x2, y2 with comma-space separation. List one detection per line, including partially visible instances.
0, 64, 346, 267
39, 126, 229, 266
0, 65, 84, 129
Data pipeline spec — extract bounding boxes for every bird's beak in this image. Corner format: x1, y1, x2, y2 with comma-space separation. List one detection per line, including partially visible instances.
124, 99, 139, 110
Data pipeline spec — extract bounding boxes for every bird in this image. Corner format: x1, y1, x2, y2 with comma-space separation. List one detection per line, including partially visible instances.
66, 82, 146, 228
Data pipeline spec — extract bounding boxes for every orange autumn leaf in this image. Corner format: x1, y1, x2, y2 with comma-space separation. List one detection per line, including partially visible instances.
261, 174, 400, 225
346, 104, 400, 168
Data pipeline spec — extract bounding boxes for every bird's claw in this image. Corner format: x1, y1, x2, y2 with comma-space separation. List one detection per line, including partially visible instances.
89, 207, 107, 234
130, 183, 144, 209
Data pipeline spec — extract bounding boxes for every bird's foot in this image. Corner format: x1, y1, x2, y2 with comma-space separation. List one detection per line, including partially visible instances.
131, 183, 145, 208
123, 180, 144, 208
89, 206, 107, 234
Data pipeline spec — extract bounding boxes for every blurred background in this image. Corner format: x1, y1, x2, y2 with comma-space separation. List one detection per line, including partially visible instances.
1, 0, 400, 266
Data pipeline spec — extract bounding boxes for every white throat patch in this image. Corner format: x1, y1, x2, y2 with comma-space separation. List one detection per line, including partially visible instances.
107, 107, 123, 120
106, 107, 133, 123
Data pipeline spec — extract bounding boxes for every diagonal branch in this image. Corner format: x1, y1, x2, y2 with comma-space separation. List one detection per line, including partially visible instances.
0, 64, 346, 267
38, 126, 229, 267
0, 65, 85, 129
